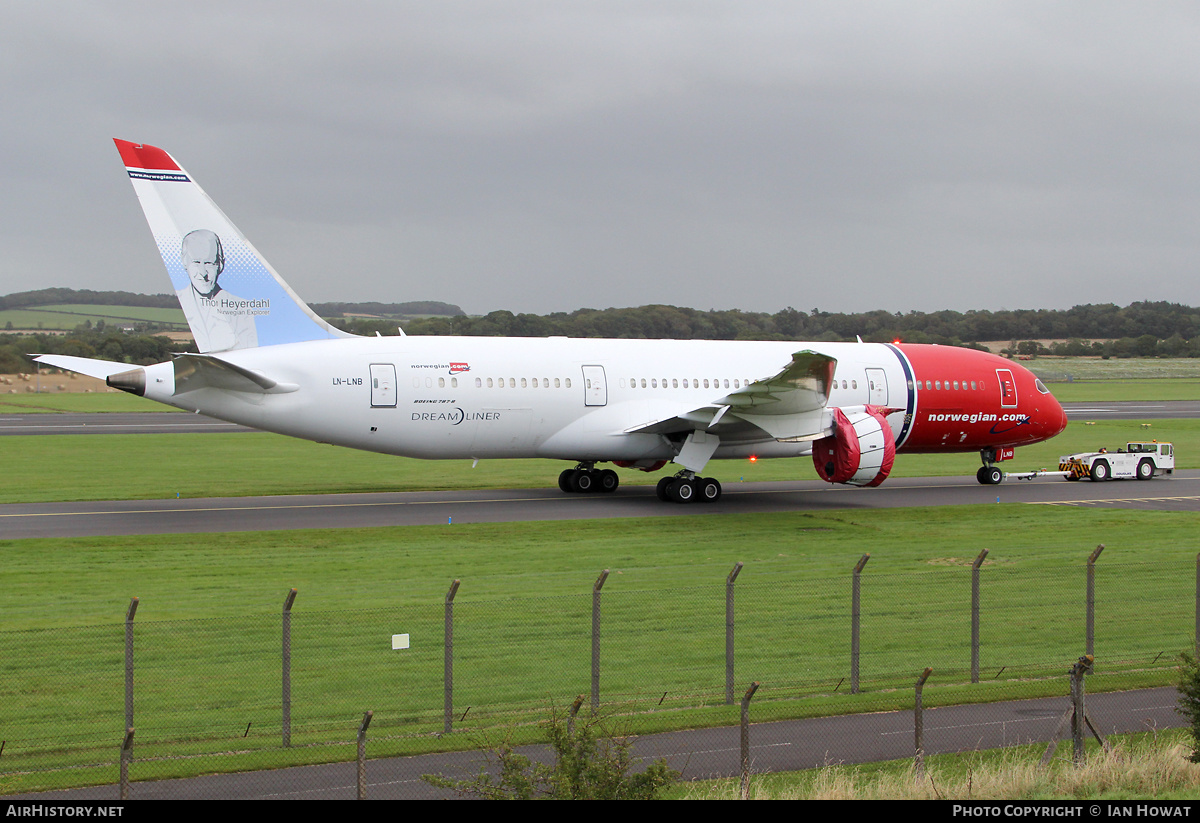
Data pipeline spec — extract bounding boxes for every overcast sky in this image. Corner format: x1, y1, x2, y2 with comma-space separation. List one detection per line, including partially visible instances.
2, 2, 1198, 317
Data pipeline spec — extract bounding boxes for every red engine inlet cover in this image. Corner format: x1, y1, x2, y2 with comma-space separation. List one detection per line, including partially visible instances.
812, 406, 897, 487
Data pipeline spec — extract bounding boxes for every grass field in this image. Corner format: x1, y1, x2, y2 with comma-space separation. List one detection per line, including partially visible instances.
3, 415, 1196, 503
2, 375, 1199, 793
677, 731, 1200, 799
0, 304, 188, 331
1, 504, 1197, 793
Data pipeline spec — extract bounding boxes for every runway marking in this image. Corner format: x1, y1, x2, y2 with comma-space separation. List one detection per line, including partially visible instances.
880, 715, 1053, 736
1029, 495, 1200, 507
1067, 406, 1166, 412
0, 423, 241, 430
0, 494, 585, 520
0, 478, 997, 521
2, 476, 1195, 525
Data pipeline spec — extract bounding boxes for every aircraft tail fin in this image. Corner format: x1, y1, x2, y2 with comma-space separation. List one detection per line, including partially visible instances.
114, 139, 354, 352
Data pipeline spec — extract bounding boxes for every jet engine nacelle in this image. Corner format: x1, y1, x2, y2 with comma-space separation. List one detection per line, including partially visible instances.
812, 405, 898, 487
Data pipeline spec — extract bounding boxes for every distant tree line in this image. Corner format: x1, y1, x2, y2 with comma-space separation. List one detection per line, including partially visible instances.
330, 300, 1200, 350
308, 300, 466, 318
0, 329, 187, 374
0, 288, 179, 311
6, 294, 1200, 373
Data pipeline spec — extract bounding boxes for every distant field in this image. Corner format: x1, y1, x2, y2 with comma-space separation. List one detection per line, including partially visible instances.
1031, 357, 1200, 381
1047, 379, 1200, 402
0, 303, 188, 331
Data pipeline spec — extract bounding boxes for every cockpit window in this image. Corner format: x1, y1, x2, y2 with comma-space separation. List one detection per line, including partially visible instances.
1035, 379, 1050, 394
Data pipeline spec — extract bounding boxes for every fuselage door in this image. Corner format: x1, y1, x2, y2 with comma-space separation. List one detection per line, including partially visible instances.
582, 365, 607, 407
866, 368, 888, 405
996, 368, 1017, 408
370, 363, 397, 408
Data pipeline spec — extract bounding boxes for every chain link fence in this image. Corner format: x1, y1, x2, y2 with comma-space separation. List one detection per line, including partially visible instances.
2, 546, 1195, 798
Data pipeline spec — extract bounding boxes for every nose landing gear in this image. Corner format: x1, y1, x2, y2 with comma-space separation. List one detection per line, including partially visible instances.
976, 448, 1004, 485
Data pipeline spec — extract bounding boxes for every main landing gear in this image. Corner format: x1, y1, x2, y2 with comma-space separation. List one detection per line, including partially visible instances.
976, 448, 1003, 485
655, 472, 723, 504
559, 464, 619, 494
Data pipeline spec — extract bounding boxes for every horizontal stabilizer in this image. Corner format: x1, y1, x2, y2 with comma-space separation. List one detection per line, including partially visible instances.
173, 353, 298, 395
33, 354, 139, 380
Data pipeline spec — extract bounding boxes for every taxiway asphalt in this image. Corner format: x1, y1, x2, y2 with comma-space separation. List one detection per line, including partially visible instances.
3, 471, 1198, 539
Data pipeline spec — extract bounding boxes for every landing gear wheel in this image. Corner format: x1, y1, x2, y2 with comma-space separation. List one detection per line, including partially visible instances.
559, 469, 577, 493
977, 466, 1002, 485
1090, 459, 1110, 482
669, 478, 697, 503
598, 469, 619, 493
656, 477, 674, 502
1136, 458, 1154, 481
697, 477, 722, 502
572, 470, 596, 493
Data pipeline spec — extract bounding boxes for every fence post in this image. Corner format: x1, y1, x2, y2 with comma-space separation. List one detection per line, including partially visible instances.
119, 727, 134, 801
592, 570, 609, 711
444, 579, 460, 734
726, 562, 743, 705
357, 710, 373, 800
282, 588, 297, 747
971, 550, 988, 683
1087, 545, 1104, 661
124, 598, 138, 737
914, 667, 933, 778
1041, 654, 1106, 768
1071, 655, 1092, 765
851, 554, 869, 694
740, 682, 760, 800
568, 694, 585, 737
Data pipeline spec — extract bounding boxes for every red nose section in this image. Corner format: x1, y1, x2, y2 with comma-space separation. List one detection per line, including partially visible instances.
1039, 390, 1069, 440
896, 344, 1069, 452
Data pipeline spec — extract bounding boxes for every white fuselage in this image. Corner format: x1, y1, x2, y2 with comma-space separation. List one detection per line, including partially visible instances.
141, 336, 910, 463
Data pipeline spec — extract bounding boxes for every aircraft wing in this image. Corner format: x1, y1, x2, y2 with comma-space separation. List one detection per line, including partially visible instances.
624, 350, 836, 441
